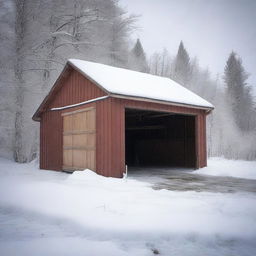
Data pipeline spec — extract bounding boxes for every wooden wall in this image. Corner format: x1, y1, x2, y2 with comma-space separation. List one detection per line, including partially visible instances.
40, 110, 62, 170
48, 68, 106, 109
120, 98, 207, 169
39, 68, 208, 177
40, 69, 106, 171
94, 98, 207, 177
95, 98, 125, 177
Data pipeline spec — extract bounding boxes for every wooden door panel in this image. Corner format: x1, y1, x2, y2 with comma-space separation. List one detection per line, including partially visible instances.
73, 134, 87, 148
63, 149, 72, 168
63, 135, 72, 147
87, 109, 96, 130
63, 115, 73, 132
86, 150, 95, 170
73, 112, 87, 131
72, 149, 87, 168
62, 107, 96, 171
87, 134, 95, 147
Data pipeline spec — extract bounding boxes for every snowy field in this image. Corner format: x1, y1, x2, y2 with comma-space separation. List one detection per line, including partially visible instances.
195, 157, 256, 180
0, 158, 256, 256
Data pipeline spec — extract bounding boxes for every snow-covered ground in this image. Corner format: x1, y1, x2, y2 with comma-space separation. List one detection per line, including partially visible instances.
0, 158, 256, 256
194, 157, 256, 180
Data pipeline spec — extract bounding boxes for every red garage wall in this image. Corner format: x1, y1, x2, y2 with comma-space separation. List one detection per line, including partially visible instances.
39, 67, 208, 177
95, 98, 207, 177
40, 68, 106, 171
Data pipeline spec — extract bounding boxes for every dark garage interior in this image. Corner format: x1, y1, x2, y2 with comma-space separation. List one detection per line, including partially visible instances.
125, 108, 196, 168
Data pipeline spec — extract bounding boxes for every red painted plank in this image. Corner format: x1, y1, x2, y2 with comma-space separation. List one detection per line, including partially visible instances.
40, 68, 208, 176
40, 69, 106, 171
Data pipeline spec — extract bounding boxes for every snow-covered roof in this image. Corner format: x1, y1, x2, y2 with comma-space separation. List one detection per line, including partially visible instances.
68, 59, 213, 110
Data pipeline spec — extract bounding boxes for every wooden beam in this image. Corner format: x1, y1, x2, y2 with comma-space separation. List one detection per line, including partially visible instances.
126, 125, 165, 131
61, 106, 95, 116
145, 113, 175, 119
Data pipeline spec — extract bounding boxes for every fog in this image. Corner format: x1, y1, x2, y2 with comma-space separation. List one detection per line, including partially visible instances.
0, 0, 255, 162
121, 0, 256, 88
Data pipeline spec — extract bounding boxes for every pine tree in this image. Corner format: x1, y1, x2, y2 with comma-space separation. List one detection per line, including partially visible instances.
223, 51, 254, 131
172, 41, 191, 86
129, 39, 149, 73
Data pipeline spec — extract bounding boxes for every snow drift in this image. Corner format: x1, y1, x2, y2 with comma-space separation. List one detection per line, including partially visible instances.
0, 158, 256, 255
195, 157, 256, 180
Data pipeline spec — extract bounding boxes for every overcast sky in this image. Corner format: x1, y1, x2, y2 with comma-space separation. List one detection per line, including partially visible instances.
120, 0, 256, 88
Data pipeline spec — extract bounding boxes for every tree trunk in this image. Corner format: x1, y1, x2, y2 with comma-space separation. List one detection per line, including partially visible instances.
14, 0, 27, 162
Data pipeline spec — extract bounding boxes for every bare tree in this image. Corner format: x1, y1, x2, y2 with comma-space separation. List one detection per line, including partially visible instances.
0, 0, 139, 162
149, 49, 172, 77
13, 0, 27, 162
0, 0, 16, 159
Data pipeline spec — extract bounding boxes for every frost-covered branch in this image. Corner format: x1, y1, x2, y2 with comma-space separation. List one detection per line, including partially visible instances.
53, 41, 98, 51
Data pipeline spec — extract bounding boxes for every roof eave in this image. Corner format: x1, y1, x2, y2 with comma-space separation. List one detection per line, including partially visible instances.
32, 116, 41, 122
109, 93, 214, 112
32, 60, 214, 122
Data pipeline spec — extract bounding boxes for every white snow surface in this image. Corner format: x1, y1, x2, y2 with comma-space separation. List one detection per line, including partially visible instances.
0, 157, 256, 256
68, 59, 213, 109
195, 157, 256, 180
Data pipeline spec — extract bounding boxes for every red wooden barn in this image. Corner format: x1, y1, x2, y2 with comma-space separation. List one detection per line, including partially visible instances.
32, 59, 213, 178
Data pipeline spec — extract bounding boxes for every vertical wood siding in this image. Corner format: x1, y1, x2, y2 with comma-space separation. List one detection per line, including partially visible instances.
195, 113, 207, 168
40, 69, 106, 171
48, 69, 106, 109
40, 68, 208, 177
94, 98, 207, 177
95, 98, 125, 177
40, 110, 62, 170
62, 107, 96, 171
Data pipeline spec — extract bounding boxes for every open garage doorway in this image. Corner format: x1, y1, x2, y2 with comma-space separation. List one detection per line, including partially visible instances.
125, 108, 197, 169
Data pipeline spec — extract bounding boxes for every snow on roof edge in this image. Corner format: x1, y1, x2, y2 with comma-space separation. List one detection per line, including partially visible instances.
110, 93, 213, 111
68, 59, 111, 95
68, 59, 214, 110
